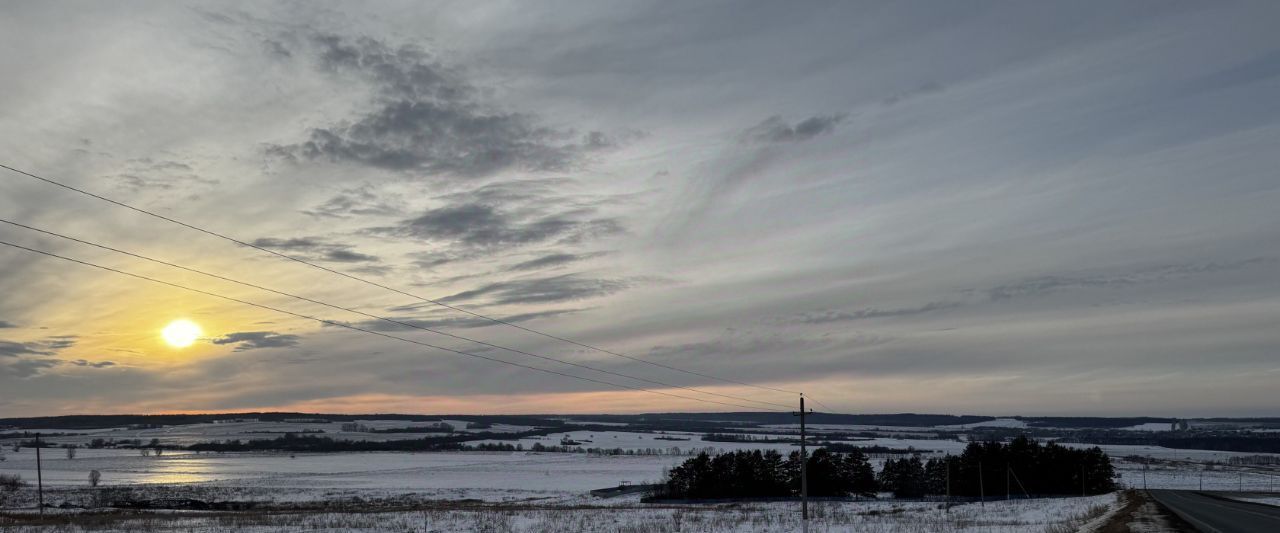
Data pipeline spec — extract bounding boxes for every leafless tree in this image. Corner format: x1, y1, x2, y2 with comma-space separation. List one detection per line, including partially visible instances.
140, 448, 151, 457
89, 470, 101, 487
66, 446, 77, 460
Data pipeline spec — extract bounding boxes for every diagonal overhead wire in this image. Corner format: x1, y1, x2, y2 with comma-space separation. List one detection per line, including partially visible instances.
1, 162, 801, 397
0, 238, 787, 412
0, 217, 793, 410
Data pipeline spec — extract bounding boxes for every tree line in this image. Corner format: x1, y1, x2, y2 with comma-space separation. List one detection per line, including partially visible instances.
652, 436, 1115, 500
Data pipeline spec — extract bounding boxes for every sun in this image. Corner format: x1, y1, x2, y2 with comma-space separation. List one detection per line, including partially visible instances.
161, 319, 202, 348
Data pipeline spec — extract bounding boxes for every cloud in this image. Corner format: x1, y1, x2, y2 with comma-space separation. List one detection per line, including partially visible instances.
268, 33, 615, 178
211, 331, 301, 352
1, 358, 60, 379
743, 114, 846, 143
984, 258, 1275, 301
507, 252, 599, 272
302, 184, 404, 218
359, 308, 583, 332
251, 237, 380, 263
68, 359, 116, 369
0, 341, 49, 357
785, 302, 962, 324
882, 82, 945, 106
0, 336, 76, 357
374, 202, 622, 249
441, 274, 630, 305
0, 320, 14, 328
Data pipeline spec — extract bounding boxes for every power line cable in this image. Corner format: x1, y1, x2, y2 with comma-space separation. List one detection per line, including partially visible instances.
0, 217, 792, 410
1, 163, 800, 396
0, 238, 786, 412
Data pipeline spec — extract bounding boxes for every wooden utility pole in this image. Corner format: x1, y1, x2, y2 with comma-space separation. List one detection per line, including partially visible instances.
979, 461, 985, 507
945, 461, 951, 511
35, 433, 44, 515
793, 395, 810, 533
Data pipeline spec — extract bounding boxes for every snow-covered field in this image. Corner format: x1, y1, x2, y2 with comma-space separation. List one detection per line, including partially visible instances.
0, 447, 681, 501
0, 493, 1121, 532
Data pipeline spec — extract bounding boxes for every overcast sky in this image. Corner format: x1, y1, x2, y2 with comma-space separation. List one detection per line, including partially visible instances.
1, 1, 1278, 418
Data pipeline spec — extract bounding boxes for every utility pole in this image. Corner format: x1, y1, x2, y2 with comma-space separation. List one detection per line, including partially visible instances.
1082, 466, 1087, 497
1143, 457, 1147, 490
945, 461, 951, 512
979, 461, 985, 507
1239, 471, 1243, 492
1199, 470, 1203, 491
793, 395, 810, 533
35, 433, 44, 515
1005, 464, 1010, 501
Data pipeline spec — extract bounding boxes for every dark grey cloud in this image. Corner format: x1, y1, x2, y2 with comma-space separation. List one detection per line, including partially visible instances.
508, 252, 595, 272
268, 34, 614, 178
0, 336, 76, 357
68, 359, 116, 369
0, 340, 49, 357
302, 184, 404, 218
211, 331, 301, 352
1, 358, 60, 379
376, 203, 621, 249
0, 320, 14, 328
324, 249, 379, 263
442, 274, 630, 305
786, 302, 962, 325
744, 114, 846, 143
359, 308, 583, 332
251, 237, 380, 263
107, 157, 216, 192
985, 258, 1275, 300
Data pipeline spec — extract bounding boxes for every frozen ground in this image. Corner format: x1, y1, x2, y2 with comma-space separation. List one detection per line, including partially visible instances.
0, 448, 682, 501
0, 493, 1120, 532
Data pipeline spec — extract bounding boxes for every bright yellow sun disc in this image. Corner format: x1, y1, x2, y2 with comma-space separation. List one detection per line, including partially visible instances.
161, 319, 202, 348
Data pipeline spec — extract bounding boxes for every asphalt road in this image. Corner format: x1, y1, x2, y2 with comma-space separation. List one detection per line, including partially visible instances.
1149, 490, 1280, 533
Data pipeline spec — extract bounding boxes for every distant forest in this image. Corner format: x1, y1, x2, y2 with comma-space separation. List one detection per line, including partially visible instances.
651, 437, 1116, 501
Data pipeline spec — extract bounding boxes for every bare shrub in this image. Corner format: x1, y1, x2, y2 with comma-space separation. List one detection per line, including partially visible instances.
0, 473, 25, 492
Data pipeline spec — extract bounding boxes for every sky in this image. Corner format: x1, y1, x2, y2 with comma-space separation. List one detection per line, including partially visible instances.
1, 1, 1278, 418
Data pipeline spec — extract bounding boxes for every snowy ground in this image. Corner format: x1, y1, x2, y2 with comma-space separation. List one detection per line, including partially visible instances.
0, 493, 1121, 532
0, 448, 681, 500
